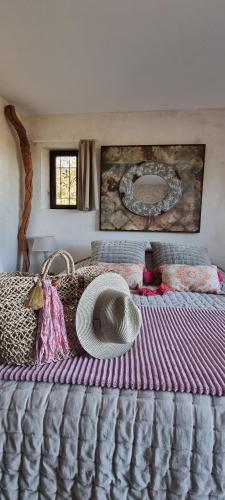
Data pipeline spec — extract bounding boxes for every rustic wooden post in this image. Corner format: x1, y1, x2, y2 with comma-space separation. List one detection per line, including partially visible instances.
5, 105, 33, 271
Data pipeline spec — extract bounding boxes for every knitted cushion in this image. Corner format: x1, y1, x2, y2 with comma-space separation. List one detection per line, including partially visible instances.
91, 240, 148, 264
151, 242, 211, 268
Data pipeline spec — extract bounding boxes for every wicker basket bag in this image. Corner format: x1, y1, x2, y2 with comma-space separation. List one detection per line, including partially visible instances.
0, 251, 113, 365
0, 250, 78, 365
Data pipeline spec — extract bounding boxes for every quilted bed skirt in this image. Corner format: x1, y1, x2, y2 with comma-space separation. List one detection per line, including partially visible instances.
0, 380, 225, 499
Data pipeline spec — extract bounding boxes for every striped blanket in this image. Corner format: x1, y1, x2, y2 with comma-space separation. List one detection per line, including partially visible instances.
0, 305, 225, 396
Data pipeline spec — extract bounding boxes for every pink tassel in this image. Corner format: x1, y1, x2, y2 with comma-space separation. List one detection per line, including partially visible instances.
157, 283, 171, 295
137, 283, 170, 296
143, 268, 161, 285
36, 279, 69, 364
218, 271, 225, 283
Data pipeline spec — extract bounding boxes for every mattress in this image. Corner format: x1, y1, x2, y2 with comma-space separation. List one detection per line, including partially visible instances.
0, 290, 225, 499
0, 381, 225, 499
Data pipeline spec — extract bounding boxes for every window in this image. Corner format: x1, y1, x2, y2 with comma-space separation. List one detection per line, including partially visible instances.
50, 150, 78, 209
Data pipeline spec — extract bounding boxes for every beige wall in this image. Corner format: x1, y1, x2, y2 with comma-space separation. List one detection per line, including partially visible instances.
23, 109, 225, 270
0, 96, 20, 271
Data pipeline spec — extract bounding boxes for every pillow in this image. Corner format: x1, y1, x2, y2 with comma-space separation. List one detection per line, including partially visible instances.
161, 264, 221, 293
151, 242, 211, 268
90, 261, 144, 289
91, 240, 147, 264
143, 268, 161, 285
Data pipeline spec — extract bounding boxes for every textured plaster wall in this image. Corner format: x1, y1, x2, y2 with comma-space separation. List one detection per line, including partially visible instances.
0, 96, 20, 271
23, 109, 225, 271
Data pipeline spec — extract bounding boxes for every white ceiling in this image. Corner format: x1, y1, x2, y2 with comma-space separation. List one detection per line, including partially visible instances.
0, 0, 225, 115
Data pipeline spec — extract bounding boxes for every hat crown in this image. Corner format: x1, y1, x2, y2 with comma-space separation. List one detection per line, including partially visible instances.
76, 270, 142, 359
93, 289, 140, 345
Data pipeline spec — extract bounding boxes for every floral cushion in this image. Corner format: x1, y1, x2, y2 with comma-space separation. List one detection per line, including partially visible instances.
90, 261, 144, 290
161, 264, 221, 294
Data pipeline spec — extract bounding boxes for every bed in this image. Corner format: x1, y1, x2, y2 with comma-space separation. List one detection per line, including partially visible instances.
0, 290, 225, 499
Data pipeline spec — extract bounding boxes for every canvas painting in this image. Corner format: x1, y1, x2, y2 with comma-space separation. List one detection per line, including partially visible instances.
100, 144, 205, 232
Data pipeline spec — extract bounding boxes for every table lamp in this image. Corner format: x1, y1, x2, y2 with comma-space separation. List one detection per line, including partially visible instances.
32, 236, 57, 261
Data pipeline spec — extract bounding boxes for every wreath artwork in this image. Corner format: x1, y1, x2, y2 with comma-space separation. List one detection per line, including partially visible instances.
100, 145, 205, 233
5, 105, 33, 271
119, 162, 183, 217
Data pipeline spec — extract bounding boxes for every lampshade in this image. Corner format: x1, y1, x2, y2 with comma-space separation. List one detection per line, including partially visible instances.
32, 236, 57, 252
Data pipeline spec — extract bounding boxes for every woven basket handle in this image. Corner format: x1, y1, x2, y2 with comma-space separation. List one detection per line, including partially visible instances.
40, 250, 75, 279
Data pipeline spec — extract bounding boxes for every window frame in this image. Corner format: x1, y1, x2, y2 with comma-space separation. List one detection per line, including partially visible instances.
49, 149, 78, 209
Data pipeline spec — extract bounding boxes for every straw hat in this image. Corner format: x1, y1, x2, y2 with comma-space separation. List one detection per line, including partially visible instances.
76, 272, 141, 359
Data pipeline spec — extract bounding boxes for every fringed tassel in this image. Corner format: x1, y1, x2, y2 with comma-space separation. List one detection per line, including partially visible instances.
35, 279, 69, 364
25, 279, 44, 310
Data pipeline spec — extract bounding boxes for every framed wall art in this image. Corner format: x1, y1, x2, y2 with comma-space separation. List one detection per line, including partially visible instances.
100, 144, 205, 233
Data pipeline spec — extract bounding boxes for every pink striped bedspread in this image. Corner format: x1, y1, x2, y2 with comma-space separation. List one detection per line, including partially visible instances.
0, 305, 225, 396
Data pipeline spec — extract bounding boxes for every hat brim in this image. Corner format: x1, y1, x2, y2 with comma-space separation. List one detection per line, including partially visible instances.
76, 272, 135, 359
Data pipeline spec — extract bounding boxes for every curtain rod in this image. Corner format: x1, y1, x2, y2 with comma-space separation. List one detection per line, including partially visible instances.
32, 139, 97, 144
32, 140, 76, 143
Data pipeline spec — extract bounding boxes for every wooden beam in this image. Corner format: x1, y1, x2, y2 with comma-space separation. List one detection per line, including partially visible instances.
5, 105, 33, 271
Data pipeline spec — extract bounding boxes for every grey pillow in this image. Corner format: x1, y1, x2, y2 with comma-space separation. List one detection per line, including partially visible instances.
91, 240, 148, 264
151, 242, 211, 268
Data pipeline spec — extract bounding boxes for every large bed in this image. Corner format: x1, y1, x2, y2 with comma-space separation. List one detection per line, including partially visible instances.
0, 290, 225, 499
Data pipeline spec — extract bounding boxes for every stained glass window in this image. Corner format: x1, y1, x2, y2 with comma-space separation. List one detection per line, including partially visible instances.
50, 150, 78, 208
